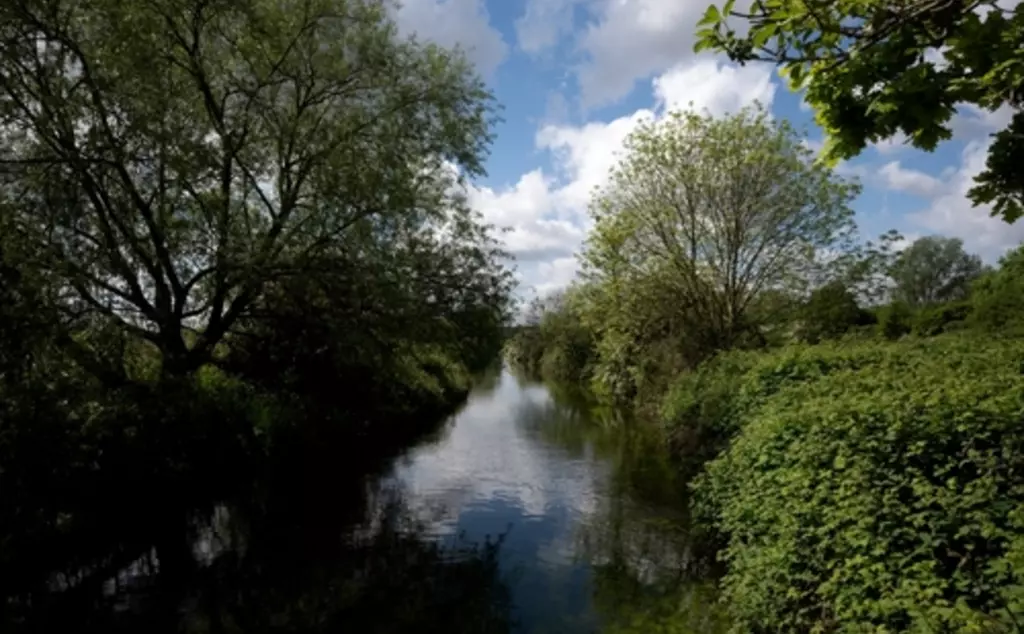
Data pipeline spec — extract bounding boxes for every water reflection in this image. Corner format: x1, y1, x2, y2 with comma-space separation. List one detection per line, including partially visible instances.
3, 485, 514, 634
392, 370, 723, 633
2, 367, 723, 633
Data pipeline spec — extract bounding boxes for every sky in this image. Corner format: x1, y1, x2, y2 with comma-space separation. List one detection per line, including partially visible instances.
392, 0, 1022, 301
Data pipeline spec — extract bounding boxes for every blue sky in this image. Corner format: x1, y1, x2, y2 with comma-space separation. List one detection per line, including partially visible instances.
393, 0, 1021, 300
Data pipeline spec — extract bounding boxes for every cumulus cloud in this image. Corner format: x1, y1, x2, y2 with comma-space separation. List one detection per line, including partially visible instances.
514, 0, 759, 109
653, 60, 777, 114
871, 132, 911, 155
393, 0, 508, 76
866, 100, 1022, 261
907, 141, 1024, 260
469, 170, 586, 265
574, 0, 709, 108
879, 161, 944, 198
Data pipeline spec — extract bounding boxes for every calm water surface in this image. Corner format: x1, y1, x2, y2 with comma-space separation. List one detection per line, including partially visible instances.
4, 367, 719, 633
387, 369, 704, 633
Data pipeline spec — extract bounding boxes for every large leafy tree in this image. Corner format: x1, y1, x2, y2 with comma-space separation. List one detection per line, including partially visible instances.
889, 235, 984, 306
695, 0, 1024, 221
580, 105, 859, 361
0, 0, 497, 380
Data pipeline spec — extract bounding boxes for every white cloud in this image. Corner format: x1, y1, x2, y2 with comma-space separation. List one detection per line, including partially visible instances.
393, 0, 508, 76
879, 161, 944, 198
574, 0, 710, 108
515, 0, 577, 54
871, 131, 910, 155
515, 0, 759, 109
863, 98, 1021, 261
531, 256, 581, 297
950, 103, 1015, 139
469, 170, 587, 264
908, 140, 1024, 260
653, 59, 776, 114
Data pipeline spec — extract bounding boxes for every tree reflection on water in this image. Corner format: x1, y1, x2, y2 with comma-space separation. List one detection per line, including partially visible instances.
3, 482, 513, 634
512, 375, 730, 634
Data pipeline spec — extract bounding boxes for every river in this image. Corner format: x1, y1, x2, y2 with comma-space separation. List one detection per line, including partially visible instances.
3, 367, 724, 633
384, 368, 721, 633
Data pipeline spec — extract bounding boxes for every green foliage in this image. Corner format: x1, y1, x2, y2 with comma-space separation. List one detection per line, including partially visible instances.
890, 236, 985, 307
661, 349, 761, 465
913, 300, 973, 337
505, 288, 596, 386
970, 244, 1024, 332
695, 0, 1024, 222
0, 0, 499, 378
879, 301, 915, 340
574, 104, 858, 409
797, 281, 873, 344
0, 0, 514, 623
601, 583, 731, 634
696, 335, 1024, 632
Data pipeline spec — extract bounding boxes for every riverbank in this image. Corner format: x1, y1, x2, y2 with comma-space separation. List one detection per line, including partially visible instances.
508, 330, 1024, 632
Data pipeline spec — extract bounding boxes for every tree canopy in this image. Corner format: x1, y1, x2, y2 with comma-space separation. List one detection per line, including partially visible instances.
889, 235, 984, 307
694, 0, 1024, 221
0, 0, 501, 380
576, 104, 859, 399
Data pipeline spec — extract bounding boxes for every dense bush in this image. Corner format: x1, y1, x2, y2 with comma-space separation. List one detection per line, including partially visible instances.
660, 350, 761, 465
693, 336, 1024, 632
912, 300, 972, 336
505, 289, 596, 386
970, 245, 1024, 333
878, 301, 915, 340
796, 282, 873, 344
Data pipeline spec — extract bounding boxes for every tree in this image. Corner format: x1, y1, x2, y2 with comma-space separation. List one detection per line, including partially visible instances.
579, 104, 860, 368
888, 236, 983, 307
0, 0, 496, 380
798, 281, 871, 343
695, 0, 1024, 221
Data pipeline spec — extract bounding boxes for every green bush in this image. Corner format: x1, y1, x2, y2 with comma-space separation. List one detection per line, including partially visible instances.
912, 301, 972, 337
696, 335, 1024, 633
660, 349, 761, 465
970, 246, 1024, 333
797, 282, 872, 344
660, 341, 917, 475
878, 301, 915, 340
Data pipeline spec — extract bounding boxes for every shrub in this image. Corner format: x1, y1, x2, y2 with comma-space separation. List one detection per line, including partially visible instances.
660, 341, 915, 474
697, 336, 1024, 632
878, 301, 914, 340
970, 247, 1024, 333
797, 282, 871, 344
912, 300, 972, 337
660, 349, 760, 467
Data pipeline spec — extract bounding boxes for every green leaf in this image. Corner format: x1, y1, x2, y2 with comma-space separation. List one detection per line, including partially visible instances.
697, 4, 722, 27
751, 23, 778, 50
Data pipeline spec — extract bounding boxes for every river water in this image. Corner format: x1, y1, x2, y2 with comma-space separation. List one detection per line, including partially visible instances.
4, 367, 722, 633
385, 368, 716, 633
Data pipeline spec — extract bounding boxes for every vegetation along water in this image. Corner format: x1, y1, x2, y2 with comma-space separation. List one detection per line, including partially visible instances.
3, 0, 1024, 632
